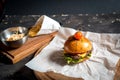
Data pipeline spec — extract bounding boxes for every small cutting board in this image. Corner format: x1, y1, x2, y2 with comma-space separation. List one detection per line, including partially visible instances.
0, 31, 57, 64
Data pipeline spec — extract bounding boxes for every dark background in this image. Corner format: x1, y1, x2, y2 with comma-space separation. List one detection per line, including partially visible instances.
4, 0, 120, 15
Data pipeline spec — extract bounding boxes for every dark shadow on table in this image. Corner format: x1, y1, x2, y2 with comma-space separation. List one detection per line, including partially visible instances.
1, 66, 37, 80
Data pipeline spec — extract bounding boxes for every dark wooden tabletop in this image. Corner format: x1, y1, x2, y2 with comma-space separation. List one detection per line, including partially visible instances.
0, 13, 120, 80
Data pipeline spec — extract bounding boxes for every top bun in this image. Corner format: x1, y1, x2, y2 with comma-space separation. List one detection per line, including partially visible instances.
64, 32, 92, 54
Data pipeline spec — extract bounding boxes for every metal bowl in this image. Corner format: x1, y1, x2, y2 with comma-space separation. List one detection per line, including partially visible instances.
0, 26, 28, 48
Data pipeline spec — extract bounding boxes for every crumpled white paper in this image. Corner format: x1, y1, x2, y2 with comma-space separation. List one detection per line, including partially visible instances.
35, 15, 61, 35
26, 27, 120, 80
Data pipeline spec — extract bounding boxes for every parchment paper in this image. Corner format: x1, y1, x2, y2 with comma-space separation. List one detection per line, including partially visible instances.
35, 15, 61, 35
26, 27, 120, 80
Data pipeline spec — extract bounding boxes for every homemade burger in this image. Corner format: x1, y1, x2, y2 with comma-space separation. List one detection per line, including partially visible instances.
64, 31, 92, 64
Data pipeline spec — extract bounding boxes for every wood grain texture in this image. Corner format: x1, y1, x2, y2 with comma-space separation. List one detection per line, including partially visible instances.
34, 58, 120, 80
0, 31, 57, 64
33, 38, 84, 80
114, 59, 120, 80
33, 34, 120, 80
34, 71, 84, 80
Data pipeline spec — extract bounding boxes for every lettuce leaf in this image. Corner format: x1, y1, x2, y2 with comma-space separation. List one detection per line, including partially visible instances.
64, 53, 91, 64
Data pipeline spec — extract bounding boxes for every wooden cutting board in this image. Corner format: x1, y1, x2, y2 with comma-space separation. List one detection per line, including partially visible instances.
34, 71, 84, 80
33, 42, 83, 80
33, 44, 120, 80
0, 31, 58, 64
34, 58, 120, 80
114, 59, 120, 80
33, 47, 84, 80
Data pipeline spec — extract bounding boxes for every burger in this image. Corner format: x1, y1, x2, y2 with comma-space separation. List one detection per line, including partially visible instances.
64, 31, 92, 64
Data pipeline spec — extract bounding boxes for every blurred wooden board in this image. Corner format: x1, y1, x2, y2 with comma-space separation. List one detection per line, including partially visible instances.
0, 31, 57, 64
34, 71, 84, 80
33, 45, 84, 80
33, 44, 120, 80
34, 58, 120, 80
114, 59, 120, 80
